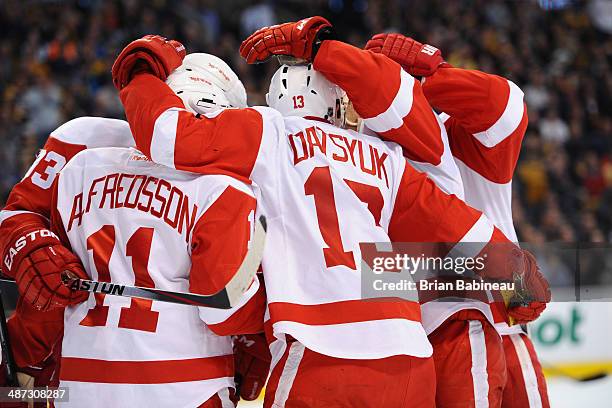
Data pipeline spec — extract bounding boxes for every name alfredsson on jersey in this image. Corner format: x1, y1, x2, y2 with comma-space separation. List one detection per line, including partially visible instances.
66, 173, 199, 242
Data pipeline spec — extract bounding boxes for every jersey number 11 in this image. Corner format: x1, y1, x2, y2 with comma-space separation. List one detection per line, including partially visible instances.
80, 226, 160, 333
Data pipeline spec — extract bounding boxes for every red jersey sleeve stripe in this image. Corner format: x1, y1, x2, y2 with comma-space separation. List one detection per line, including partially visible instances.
472, 81, 525, 147
458, 213, 495, 243
439, 112, 451, 123
424, 68, 519, 134
363, 70, 415, 132
424, 68, 527, 149
313, 40, 445, 165
313, 40, 402, 119
120, 74, 267, 182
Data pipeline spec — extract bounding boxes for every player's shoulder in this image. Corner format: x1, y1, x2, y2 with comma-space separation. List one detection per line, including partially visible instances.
63, 147, 253, 196
208, 105, 283, 124
349, 126, 405, 158
49, 116, 135, 148
193, 173, 255, 199
249, 106, 287, 134
248, 105, 284, 121
61, 146, 137, 171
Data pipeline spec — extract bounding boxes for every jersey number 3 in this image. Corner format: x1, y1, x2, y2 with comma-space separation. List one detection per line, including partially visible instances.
80, 225, 159, 332
29, 150, 67, 189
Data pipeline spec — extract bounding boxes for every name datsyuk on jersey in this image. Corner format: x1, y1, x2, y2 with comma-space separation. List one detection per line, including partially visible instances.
288, 125, 391, 187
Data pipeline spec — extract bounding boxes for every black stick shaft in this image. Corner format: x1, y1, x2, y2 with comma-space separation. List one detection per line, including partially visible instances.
69, 278, 233, 309
0, 290, 19, 386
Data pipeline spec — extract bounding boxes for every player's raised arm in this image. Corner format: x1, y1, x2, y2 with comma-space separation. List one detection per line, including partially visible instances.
424, 68, 527, 138
314, 41, 445, 164
114, 36, 271, 182
426, 67, 527, 183
239, 17, 464, 196
239, 17, 444, 165
366, 33, 528, 184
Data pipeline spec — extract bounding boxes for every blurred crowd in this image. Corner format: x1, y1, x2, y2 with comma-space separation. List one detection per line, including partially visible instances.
1, 0, 610, 285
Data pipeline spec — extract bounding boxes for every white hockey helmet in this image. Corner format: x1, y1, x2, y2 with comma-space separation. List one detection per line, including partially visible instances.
166, 53, 247, 114
266, 64, 345, 127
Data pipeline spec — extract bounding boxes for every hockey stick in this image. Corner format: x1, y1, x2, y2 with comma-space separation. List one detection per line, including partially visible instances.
2, 216, 267, 310
501, 289, 518, 326
0, 289, 19, 386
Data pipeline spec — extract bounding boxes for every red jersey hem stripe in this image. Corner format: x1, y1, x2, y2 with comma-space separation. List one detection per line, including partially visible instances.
268, 298, 421, 326
60, 355, 234, 384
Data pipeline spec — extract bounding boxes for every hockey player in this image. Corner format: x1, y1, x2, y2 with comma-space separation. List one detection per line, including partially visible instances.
364, 33, 550, 407
112, 19, 548, 407
0, 116, 135, 408
0, 53, 266, 407
0, 116, 136, 401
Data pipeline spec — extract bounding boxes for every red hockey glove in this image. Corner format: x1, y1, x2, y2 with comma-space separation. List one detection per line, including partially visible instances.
476, 242, 550, 325
2, 216, 88, 311
507, 250, 551, 324
508, 302, 547, 324
365, 33, 445, 77
239, 16, 334, 64
112, 35, 186, 90
233, 333, 271, 401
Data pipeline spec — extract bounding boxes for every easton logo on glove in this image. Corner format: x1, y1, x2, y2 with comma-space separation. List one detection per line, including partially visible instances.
4, 229, 59, 270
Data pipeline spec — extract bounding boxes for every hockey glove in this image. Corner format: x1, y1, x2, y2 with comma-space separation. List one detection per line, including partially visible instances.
1, 213, 88, 311
112, 35, 186, 90
365, 33, 446, 77
233, 333, 271, 401
239, 16, 335, 64
507, 250, 551, 324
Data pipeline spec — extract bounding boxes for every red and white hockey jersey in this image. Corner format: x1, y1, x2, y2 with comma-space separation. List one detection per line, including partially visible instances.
314, 43, 521, 334
0, 117, 137, 368
0, 117, 135, 232
360, 64, 527, 334
314, 41, 465, 199
118, 41, 517, 366
423, 67, 528, 335
51, 146, 263, 407
0, 117, 265, 405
